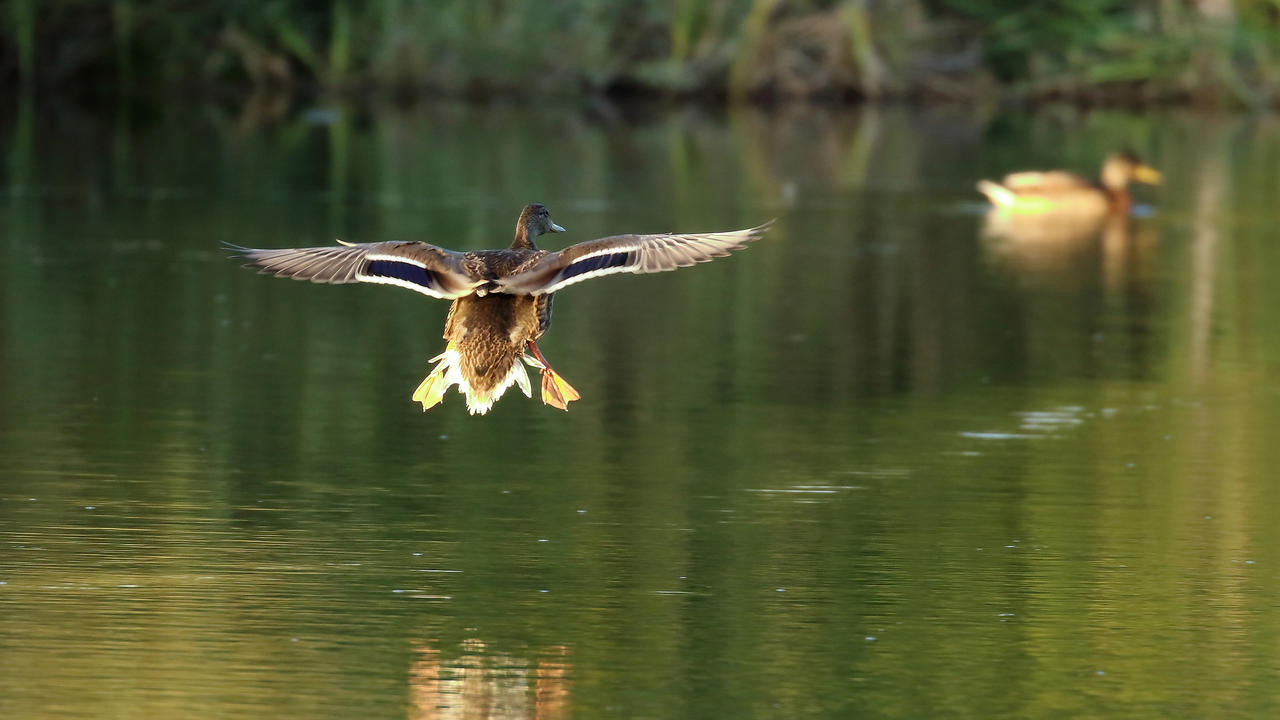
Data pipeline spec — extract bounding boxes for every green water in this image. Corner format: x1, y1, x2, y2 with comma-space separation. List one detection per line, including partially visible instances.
2, 101, 1279, 719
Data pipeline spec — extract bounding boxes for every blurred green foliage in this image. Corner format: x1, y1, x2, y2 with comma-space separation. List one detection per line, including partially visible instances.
3, 0, 1279, 104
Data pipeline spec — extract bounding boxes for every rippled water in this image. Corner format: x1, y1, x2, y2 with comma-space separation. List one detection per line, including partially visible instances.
2, 101, 1279, 718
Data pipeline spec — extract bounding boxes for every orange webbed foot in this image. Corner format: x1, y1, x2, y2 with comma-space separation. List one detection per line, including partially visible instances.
540, 368, 581, 411
412, 370, 449, 411
526, 341, 580, 411
412, 341, 458, 411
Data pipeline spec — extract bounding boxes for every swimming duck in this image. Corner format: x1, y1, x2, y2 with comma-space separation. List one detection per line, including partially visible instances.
976, 151, 1162, 215
231, 204, 772, 414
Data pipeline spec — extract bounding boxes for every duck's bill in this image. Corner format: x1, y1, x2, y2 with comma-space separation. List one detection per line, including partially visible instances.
1133, 165, 1163, 185
550, 222, 567, 233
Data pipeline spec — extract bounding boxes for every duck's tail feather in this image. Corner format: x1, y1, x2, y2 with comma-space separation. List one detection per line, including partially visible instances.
976, 179, 1017, 209
413, 340, 532, 415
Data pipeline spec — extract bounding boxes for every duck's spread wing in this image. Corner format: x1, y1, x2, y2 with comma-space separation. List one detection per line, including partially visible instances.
228, 241, 481, 299
494, 221, 773, 296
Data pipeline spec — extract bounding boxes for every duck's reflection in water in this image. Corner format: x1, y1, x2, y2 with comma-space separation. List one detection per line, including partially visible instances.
980, 210, 1158, 291
408, 640, 570, 720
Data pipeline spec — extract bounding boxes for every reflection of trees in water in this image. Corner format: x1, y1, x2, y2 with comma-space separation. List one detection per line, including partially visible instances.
978, 206, 1163, 383
1187, 128, 1224, 387
408, 641, 570, 720
6, 97, 1268, 413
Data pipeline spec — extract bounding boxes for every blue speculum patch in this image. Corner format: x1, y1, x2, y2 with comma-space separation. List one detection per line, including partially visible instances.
367, 259, 435, 289
561, 252, 630, 281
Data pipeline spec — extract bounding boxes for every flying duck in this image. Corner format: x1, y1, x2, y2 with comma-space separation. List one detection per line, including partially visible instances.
231, 204, 772, 414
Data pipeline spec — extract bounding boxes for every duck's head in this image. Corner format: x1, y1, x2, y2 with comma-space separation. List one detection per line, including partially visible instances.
512, 203, 566, 249
1102, 151, 1162, 191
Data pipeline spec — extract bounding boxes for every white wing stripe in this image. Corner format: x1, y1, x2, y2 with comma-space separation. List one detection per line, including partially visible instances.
355, 273, 454, 298
542, 266, 641, 292
366, 252, 428, 268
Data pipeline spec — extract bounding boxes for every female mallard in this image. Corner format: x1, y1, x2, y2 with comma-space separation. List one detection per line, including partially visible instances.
976, 151, 1162, 215
231, 204, 772, 415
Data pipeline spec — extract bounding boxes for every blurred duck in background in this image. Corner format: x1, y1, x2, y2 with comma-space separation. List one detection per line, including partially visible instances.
977, 151, 1162, 286
976, 150, 1162, 217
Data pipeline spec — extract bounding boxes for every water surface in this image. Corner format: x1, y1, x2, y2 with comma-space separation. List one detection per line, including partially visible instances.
2, 101, 1279, 718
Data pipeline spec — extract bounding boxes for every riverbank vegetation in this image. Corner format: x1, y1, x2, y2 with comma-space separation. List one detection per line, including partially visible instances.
4, 0, 1279, 106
